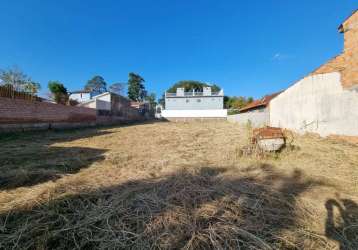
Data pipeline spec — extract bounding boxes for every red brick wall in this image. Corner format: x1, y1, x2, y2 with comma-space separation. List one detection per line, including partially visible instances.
312, 11, 358, 89
0, 97, 96, 124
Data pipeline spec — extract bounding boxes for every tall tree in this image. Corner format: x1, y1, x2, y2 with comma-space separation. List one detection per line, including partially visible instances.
0, 67, 35, 92
48, 81, 68, 104
109, 82, 126, 95
127, 73, 146, 101
85, 75, 107, 93
145, 92, 157, 108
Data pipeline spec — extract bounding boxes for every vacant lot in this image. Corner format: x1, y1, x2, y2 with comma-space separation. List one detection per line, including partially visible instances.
0, 121, 357, 249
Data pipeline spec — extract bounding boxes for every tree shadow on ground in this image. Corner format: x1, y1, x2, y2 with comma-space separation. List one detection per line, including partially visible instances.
0, 128, 110, 190
325, 197, 358, 250
0, 120, 165, 190
0, 164, 340, 249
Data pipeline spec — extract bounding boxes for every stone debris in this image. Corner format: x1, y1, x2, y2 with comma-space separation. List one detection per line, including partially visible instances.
252, 127, 286, 152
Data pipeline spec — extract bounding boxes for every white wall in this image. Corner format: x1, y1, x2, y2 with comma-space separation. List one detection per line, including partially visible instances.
228, 109, 269, 127
270, 72, 358, 136
95, 93, 111, 110
78, 93, 111, 111
162, 109, 227, 118
69, 93, 91, 103
165, 96, 224, 110
80, 100, 96, 109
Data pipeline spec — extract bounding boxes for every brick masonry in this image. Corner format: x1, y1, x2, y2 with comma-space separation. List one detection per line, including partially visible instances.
0, 97, 96, 124
312, 10, 358, 89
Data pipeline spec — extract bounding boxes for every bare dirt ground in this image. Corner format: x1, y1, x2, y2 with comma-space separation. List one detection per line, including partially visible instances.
0, 121, 357, 249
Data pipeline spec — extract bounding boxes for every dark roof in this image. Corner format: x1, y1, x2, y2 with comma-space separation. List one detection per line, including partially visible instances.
70, 90, 92, 94
239, 92, 282, 112
338, 9, 358, 33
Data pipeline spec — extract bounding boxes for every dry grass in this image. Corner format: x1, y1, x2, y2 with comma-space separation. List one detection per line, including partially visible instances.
0, 121, 357, 249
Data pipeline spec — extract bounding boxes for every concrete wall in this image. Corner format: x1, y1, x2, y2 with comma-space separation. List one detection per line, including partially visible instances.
227, 108, 269, 127
162, 109, 227, 118
165, 96, 223, 110
270, 72, 358, 136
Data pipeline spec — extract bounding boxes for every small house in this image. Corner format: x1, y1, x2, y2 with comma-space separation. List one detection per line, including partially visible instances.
69, 90, 101, 103
227, 92, 281, 127
78, 92, 145, 120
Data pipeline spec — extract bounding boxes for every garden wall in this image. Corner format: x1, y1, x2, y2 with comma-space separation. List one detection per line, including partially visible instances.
227, 110, 269, 127
0, 97, 96, 124
0, 97, 97, 132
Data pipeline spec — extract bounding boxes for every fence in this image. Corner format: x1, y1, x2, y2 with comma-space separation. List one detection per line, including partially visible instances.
0, 85, 42, 102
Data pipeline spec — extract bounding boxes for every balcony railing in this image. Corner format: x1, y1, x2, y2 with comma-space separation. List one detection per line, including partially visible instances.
166, 91, 223, 97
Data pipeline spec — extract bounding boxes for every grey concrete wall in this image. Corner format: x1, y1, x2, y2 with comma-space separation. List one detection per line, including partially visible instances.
165, 96, 223, 110
270, 72, 358, 136
227, 109, 269, 127
0, 118, 147, 134
0, 122, 97, 133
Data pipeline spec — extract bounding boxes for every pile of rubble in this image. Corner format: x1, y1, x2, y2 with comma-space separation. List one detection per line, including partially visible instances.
252, 127, 286, 152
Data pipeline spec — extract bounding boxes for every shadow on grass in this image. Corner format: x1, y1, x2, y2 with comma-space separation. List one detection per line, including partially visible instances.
0, 120, 166, 190
0, 128, 110, 190
325, 197, 358, 250
0, 164, 346, 249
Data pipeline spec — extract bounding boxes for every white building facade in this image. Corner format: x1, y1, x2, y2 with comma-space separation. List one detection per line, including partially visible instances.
162, 87, 227, 119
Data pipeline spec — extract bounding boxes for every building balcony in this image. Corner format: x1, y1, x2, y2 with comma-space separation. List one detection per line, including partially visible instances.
165, 90, 224, 98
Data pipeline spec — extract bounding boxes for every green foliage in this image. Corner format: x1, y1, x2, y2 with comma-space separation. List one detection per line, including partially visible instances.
23, 82, 41, 94
224, 96, 254, 110
85, 75, 107, 93
167, 80, 221, 93
127, 73, 146, 101
227, 109, 241, 115
48, 81, 68, 104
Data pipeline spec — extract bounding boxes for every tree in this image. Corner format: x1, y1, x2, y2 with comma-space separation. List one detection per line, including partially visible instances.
109, 82, 126, 95
85, 75, 107, 93
167, 80, 221, 93
127, 73, 146, 101
224, 96, 254, 110
158, 93, 165, 108
145, 92, 157, 108
48, 81, 68, 104
24, 81, 41, 95
0, 67, 39, 92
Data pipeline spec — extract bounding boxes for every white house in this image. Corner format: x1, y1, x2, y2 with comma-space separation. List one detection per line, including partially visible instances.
161, 87, 227, 120
69, 90, 100, 103
269, 10, 358, 136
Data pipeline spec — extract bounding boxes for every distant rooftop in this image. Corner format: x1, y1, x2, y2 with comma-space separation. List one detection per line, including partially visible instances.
240, 92, 282, 112
70, 90, 92, 94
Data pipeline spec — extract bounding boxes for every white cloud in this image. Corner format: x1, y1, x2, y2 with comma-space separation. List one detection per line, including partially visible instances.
272, 53, 290, 61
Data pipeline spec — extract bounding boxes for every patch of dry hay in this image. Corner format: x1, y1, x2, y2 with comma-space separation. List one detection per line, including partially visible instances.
0, 121, 357, 249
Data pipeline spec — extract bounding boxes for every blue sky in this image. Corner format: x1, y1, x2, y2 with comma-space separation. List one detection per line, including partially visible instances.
0, 0, 356, 99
